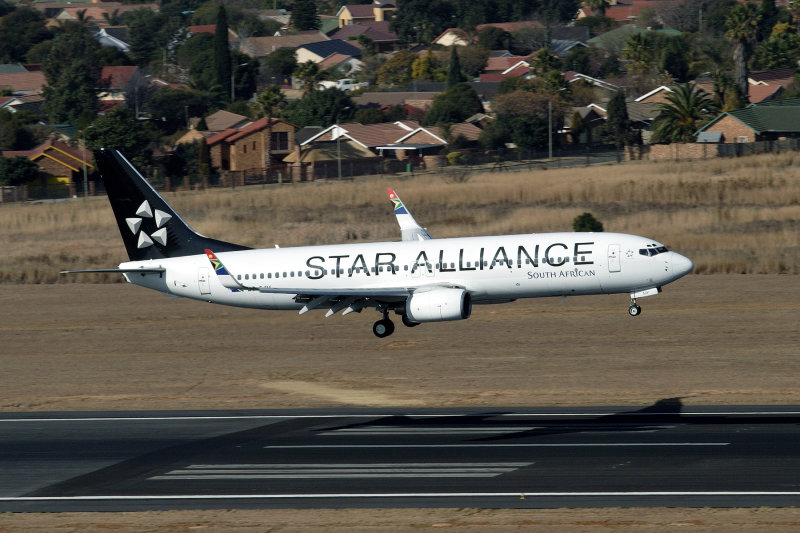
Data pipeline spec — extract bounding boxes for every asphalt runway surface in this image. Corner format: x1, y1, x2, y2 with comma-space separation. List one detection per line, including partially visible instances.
2, 403, 800, 512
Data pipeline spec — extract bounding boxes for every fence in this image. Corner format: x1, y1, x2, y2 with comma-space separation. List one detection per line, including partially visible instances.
632, 138, 800, 161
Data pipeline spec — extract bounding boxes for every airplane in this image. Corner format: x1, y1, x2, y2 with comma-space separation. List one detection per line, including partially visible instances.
64, 149, 694, 338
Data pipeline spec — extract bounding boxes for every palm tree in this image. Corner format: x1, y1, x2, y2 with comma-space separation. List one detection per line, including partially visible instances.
650, 83, 719, 143
255, 85, 286, 173
725, 3, 761, 102
294, 61, 324, 97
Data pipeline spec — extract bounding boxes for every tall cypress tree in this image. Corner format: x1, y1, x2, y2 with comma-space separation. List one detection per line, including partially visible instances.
214, 5, 232, 101
446, 47, 463, 89
603, 90, 631, 150
290, 0, 319, 31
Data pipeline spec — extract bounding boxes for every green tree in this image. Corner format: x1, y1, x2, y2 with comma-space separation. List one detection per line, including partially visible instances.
214, 5, 232, 102
477, 27, 511, 50
603, 91, 631, 149
573, 212, 603, 232
725, 3, 761, 101
294, 60, 325, 96
261, 47, 298, 81
0, 156, 39, 186
0, 8, 51, 63
290, 0, 320, 31
145, 87, 212, 135
280, 87, 355, 128
376, 50, 416, 87
751, 29, 800, 69
411, 49, 435, 80
650, 83, 718, 143
392, 0, 454, 44
177, 33, 213, 69
457, 46, 489, 78
528, 48, 561, 78
446, 46, 464, 88
423, 83, 483, 126
85, 108, 154, 168
41, 26, 100, 126
126, 9, 172, 68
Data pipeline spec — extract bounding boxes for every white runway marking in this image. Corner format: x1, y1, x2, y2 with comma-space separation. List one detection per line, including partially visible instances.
148, 463, 531, 480
265, 443, 730, 449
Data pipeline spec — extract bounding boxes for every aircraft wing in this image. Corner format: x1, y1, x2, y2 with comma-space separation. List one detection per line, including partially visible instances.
205, 248, 414, 316
387, 189, 432, 241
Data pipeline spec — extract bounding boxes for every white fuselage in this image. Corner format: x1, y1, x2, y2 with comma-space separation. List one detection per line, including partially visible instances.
120, 232, 693, 311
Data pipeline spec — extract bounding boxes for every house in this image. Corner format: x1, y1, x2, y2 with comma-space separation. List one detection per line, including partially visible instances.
576, 1, 676, 25
329, 21, 399, 52
695, 99, 800, 144
187, 25, 240, 46
318, 53, 364, 75
479, 56, 530, 82
240, 33, 329, 59
1, 139, 94, 195
206, 117, 296, 171
0, 65, 46, 95
635, 85, 673, 104
336, 1, 396, 28
295, 39, 361, 64
431, 28, 471, 47
97, 65, 139, 101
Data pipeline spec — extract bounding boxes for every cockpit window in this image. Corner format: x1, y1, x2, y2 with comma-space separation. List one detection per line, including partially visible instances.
639, 245, 669, 257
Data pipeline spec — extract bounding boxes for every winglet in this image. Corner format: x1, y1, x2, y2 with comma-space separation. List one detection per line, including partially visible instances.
205, 249, 247, 291
386, 189, 432, 241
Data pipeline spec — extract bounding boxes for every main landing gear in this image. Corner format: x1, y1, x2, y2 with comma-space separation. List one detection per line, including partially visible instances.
372, 309, 420, 337
372, 314, 395, 338
628, 297, 642, 317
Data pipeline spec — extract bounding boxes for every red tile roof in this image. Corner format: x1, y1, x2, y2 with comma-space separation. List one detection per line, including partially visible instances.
206, 118, 293, 145
99, 65, 138, 90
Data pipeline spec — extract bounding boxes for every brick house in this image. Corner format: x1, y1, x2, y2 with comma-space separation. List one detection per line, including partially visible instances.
206, 117, 295, 171
1, 139, 94, 195
695, 99, 800, 144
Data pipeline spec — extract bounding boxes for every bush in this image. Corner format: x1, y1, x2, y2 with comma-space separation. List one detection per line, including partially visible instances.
573, 212, 603, 232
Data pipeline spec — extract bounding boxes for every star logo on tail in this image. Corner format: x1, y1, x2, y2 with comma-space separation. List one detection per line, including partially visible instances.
125, 200, 172, 249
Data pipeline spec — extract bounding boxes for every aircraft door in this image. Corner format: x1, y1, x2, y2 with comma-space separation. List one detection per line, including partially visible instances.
198, 267, 211, 295
608, 244, 621, 273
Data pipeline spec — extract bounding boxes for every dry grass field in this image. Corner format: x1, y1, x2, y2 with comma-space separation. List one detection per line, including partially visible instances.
1, 153, 799, 530
1, 151, 799, 283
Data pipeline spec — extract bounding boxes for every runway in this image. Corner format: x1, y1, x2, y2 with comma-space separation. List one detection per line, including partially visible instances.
2, 404, 800, 511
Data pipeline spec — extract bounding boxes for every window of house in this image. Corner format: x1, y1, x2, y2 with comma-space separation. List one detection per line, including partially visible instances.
271, 131, 289, 151
738, 136, 749, 143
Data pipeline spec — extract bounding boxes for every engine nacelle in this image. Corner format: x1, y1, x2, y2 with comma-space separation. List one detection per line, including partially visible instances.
405, 287, 472, 323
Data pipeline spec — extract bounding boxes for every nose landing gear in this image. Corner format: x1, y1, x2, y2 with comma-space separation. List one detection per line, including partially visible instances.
628, 297, 642, 316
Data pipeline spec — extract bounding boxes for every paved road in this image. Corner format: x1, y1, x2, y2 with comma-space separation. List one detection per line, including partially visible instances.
2, 403, 800, 511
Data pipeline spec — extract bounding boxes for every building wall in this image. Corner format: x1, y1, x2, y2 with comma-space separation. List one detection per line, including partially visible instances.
295, 48, 323, 64
707, 115, 757, 143
229, 122, 295, 170
628, 143, 717, 161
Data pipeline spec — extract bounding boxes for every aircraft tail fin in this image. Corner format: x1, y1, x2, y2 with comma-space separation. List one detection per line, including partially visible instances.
94, 149, 249, 261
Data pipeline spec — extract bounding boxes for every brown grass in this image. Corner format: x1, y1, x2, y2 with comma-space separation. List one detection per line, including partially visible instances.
1, 151, 799, 283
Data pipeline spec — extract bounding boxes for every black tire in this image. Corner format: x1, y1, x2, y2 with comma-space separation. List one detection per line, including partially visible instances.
628, 304, 641, 317
373, 318, 395, 337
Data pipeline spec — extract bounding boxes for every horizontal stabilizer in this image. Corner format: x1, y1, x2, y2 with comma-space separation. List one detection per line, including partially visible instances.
61, 267, 165, 274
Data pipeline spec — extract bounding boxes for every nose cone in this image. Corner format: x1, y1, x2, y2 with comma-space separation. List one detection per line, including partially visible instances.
672, 253, 694, 278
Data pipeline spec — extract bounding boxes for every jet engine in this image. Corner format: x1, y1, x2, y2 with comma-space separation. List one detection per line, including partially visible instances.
405, 287, 472, 322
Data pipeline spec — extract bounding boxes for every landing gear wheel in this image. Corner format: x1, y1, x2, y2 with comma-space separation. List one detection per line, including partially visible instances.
373, 318, 395, 338
628, 304, 642, 317
401, 314, 420, 328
